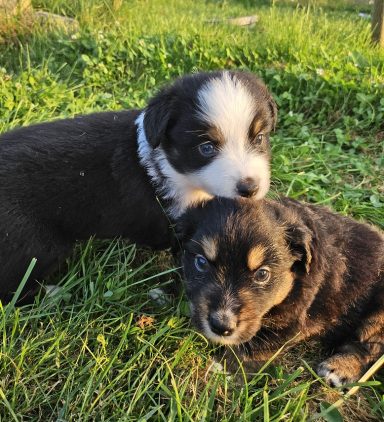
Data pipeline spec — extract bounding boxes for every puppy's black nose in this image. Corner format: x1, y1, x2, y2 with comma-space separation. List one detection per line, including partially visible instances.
236, 178, 259, 198
209, 314, 235, 336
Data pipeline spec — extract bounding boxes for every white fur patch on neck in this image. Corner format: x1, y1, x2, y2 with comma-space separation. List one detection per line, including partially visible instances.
136, 112, 159, 183
197, 71, 255, 144
136, 112, 213, 218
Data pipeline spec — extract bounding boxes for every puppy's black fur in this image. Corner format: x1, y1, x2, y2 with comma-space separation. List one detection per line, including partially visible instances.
0, 70, 277, 304
179, 197, 384, 386
0, 110, 169, 302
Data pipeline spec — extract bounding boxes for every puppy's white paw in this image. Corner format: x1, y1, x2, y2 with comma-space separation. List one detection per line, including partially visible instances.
148, 288, 170, 306
317, 354, 363, 388
317, 362, 343, 387
45, 284, 62, 297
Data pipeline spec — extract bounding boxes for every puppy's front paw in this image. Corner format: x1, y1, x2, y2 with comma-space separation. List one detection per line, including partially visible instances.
317, 354, 363, 387
148, 288, 170, 306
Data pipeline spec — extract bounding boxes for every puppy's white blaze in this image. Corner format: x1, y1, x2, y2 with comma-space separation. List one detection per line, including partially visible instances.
197, 72, 255, 143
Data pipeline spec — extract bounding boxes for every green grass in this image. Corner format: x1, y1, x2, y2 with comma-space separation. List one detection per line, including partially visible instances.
0, 0, 383, 420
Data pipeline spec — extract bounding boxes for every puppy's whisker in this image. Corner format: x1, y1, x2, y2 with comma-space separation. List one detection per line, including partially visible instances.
190, 238, 205, 249
184, 129, 205, 134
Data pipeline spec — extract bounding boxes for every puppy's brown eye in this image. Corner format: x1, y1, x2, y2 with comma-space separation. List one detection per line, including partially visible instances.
255, 134, 264, 144
194, 254, 209, 272
254, 267, 270, 283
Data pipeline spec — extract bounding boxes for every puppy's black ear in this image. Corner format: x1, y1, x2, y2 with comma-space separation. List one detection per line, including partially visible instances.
285, 223, 313, 274
143, 87, 174, 148
174, 199, 214, 246
268, 95, 278, 131
174, 209, 199, 245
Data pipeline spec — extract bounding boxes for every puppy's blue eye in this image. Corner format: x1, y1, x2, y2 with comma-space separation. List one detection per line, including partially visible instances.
194, 254, 209, 272
198, 142, 216, 157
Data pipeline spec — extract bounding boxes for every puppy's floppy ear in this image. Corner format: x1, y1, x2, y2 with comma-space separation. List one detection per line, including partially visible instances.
174, 199, 216, 246
268, 95, 278, 131
174, 207, 200, 245
285, 223, 313, 274
143, 87, 175, 148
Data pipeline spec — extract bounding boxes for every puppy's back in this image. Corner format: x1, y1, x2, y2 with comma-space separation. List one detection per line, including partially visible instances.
0, 110, 143, 237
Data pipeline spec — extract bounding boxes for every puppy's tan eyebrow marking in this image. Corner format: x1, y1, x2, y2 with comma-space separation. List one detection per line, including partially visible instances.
206, 126, 224, 143
247, 245, 265, 271
249, 112, 269, 137
253, 119, 265, 135
201, 236, 219, 261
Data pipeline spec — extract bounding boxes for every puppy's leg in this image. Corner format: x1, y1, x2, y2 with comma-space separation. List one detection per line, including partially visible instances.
318, 291, 384, 387
1, 224, 72, 305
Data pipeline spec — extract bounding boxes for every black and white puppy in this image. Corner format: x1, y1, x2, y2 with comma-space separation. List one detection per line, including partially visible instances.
0, 70, 277, 303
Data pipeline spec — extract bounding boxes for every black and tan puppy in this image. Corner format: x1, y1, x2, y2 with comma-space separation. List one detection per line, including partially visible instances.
179, 197, 384, 386
0, 70, 277, 303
